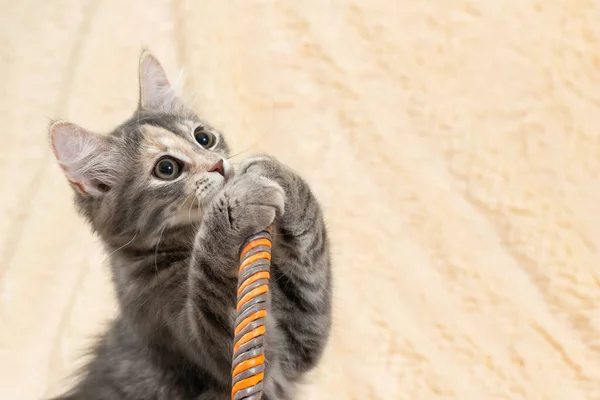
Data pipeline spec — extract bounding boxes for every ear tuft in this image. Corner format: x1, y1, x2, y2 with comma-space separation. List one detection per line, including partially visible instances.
49, 121, 118, 197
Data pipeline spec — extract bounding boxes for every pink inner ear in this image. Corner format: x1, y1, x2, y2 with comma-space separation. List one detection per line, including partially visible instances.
142, 55, 170, 88
52, 123, 85, 165
141, 55, 171, 102
50, 122, 112, 196
139, 53, 184, 113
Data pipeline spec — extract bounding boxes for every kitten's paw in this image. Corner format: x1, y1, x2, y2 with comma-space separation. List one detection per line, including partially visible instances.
237, 154, 279, 177
222, 173, 285, 238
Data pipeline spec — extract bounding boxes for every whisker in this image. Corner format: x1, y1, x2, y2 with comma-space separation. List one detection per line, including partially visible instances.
227, 94, 278, 159
173, 192, 201, 231
187, 194, 200, 230
178, 192, 196, 211
227, 144, 258, 160
103, 231, 139, 263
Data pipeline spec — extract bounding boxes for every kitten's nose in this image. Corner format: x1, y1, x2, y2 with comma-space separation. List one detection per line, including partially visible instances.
208, 159, 225, 177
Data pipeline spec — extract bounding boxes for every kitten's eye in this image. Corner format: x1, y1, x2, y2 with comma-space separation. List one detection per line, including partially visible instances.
153, 157, 182, 180
194, 127, 216, 148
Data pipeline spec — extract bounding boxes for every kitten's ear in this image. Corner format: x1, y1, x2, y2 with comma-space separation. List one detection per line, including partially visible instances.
49, 121, 118, 197
138, 50, 185, 113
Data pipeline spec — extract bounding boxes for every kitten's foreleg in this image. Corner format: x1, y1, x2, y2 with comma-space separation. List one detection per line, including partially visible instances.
176, 172, 284, 383
237, 155, 332, 375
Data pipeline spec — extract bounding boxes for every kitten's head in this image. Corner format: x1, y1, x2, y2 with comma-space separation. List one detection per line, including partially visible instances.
49, 51, 231, 247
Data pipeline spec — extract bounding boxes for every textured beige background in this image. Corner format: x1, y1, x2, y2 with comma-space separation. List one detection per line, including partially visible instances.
1, 0, 600, 399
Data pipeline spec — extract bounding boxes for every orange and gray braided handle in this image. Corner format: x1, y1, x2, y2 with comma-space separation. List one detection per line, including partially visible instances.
231, 227, 272, 400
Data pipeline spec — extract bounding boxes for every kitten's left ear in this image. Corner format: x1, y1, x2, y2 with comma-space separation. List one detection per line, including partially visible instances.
49, 121, 119, 197
138, 50, 186, 113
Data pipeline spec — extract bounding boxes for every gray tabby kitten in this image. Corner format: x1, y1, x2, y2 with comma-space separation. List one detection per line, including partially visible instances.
48, 51, 331, 400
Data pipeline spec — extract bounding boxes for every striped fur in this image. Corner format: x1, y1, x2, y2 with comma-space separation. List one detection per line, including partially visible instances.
48, 52, 332, 400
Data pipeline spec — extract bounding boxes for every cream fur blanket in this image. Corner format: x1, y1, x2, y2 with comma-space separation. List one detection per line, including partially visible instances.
1, 1, 599, 399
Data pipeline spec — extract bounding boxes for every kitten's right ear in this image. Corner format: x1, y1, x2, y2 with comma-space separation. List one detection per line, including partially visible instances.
49, 121, 118, 197
138, 50, 185, 113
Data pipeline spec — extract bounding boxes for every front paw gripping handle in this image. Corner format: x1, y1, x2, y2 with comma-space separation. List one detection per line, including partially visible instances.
231, 226, 272, 400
